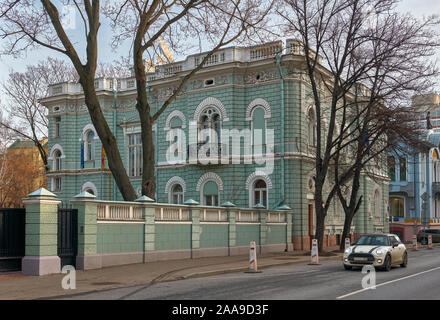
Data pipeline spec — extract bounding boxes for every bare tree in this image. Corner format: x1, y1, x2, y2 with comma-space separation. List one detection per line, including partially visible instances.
105, 0, 274, 197
0, 57, 78, 170
0, 0, 148, 200
0, 112, 14, 207
278, 0, 440, 252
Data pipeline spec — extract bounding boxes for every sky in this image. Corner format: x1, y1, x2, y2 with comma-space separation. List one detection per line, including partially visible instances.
0, 0, 439, 86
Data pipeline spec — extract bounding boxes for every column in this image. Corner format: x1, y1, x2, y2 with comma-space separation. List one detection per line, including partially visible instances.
136, 196, 155, 262
71, 191, 101, 270
22, 188, 61, 276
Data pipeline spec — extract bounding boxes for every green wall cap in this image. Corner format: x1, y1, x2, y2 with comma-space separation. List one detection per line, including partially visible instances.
253, 203, 266, 209
184, 199, 199, 205
28, 188, 57, 199
221, 201, 236, 208
74, 191, 97, 200
135, 195, 155, 203
276, 204, 291, 210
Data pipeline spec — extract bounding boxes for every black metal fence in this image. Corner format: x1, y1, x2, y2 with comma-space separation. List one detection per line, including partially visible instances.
58, 203, 78, 268
0, 208, 25, 272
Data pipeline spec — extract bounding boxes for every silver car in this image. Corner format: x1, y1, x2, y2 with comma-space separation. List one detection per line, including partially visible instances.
343, 234, 407, 271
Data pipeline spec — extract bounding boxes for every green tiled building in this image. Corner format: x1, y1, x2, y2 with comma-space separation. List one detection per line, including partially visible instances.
40, 40, 389, 250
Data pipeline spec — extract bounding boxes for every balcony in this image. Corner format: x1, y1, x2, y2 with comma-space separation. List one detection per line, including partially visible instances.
187, 143, 228, 165
433, 182, 440, 195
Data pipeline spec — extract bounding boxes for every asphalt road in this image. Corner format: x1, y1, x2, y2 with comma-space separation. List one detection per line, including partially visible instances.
56, 247, 440, 300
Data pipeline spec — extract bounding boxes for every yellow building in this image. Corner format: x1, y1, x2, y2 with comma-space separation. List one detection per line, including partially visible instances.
0, 138, 48, 208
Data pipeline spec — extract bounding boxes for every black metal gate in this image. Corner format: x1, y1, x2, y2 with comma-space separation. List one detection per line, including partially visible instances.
0, 209, 25, 272
57, 205, 78, 268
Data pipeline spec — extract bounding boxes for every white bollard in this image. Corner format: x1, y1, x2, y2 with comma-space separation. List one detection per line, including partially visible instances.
428, 235, 433, 250
345, 238, 351, 251
413, 235, 418, 251
249, 241, 258, 272
309, 239, 320, 265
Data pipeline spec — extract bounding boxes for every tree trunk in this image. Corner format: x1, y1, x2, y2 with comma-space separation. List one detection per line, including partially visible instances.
140, 112, 156, 199
81, 77, 137, 201
340, 214, 354, 251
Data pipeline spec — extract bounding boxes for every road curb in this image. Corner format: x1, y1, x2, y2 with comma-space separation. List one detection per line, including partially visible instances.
179, 255, 343, 281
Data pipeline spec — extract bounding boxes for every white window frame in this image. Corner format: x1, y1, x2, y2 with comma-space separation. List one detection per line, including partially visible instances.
54, 116, 61, 138
253, 179, 268, 208
128, 133, 143, 177
170, 184, 184, 205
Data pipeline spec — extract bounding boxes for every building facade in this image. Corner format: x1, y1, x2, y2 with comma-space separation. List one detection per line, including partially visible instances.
0, 138, 48, 207
389, 93, 440, 242
40, 40, 389, 250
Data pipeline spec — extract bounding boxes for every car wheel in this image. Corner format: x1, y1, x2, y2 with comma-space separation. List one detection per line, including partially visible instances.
421, 238, 428, 245
400, 252, 408, 268
382, 254, 392, 271
344, 264, 352, 270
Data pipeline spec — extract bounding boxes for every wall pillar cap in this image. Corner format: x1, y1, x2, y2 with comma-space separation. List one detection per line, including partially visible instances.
23, 188, 61, 204
28, 188, 57, 199
135, 195, 155, 203
276, 204, 291, 211
253, 203, 266, 209
184, 199, 199, 206
221, 201, 236, 208
74, 191, 97, 200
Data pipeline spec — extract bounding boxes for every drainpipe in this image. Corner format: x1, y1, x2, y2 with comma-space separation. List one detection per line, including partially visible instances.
276, 54, 286, 205
113, 80, 117, 201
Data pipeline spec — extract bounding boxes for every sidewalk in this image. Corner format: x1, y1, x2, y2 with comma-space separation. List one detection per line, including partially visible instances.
0, 248, 343, 300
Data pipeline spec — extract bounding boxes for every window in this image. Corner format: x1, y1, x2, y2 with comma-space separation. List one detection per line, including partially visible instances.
374, 190, 381, 221
253, 179, 267, 208
86, 130, 95, 161
390, 197, 404, 218
307, 108, 316, 147
252, 107, 266, 154
399, 157, 407, 181
388, 156, 396, 181
198, 107, 222, 154
171, 184, 184, 205
53, 177, 62, 192
54, 117, 61, 138
128, 133, 142, 177
54, 150, 62, 171
435, 195, 440, 218
203, 181, 219, 206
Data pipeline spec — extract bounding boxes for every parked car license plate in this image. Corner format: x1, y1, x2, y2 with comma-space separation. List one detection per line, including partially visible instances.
354, 257, 368, 261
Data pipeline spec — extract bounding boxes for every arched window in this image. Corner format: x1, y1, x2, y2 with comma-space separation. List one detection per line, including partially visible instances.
169, 117, 183, 160
170, 116, 183, 129
388, 156, 396, 181
198, 107, 222, 154
171, 184, 184, 205
54, 149, 62, 171
253, 179, 267, 208
82, 182, 98, 197
252, 107, 266, 153
399, 157, 407, 181
203, 181, 219, 206
307, 108, 316, 147
86, 130, 95, 161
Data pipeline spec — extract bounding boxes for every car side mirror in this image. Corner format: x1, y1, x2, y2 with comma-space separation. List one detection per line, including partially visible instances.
392, 243, 398, 248
351, 242, 357, 246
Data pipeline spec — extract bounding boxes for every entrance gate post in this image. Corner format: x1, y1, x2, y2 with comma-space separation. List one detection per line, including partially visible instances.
22, 188, 61, 276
